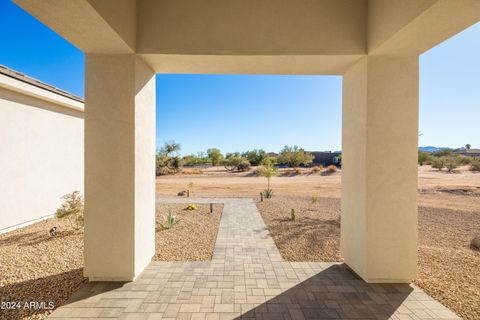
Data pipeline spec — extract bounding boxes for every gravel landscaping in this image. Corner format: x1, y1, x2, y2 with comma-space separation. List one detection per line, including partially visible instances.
0, 218, 86, 320
154, 203, 223, 261
256, 195, 480, 320
0, 203, 222, 319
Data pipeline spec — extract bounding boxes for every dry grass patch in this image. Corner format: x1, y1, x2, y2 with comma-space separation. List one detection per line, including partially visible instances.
154, 203, 223, 261
256, 195, 480, 320
0, 218, 86, 320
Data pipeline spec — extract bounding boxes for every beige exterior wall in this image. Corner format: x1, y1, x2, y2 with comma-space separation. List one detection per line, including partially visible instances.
84, 55, 156, 281
0, 74, 84, 234
342, 56, 419, 282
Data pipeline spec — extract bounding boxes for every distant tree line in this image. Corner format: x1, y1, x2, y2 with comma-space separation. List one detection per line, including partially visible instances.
418, 144, 479, 173
156, 141, 316, 176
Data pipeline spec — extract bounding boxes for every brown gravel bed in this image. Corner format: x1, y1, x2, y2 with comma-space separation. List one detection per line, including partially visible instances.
256, 195, 480, 320
256, 195, 342, 261
0, 203, 222, 319
0, 218, 86, 320
154, 203, 223, 261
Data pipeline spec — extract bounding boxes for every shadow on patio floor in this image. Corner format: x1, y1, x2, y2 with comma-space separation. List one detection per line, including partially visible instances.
236, 264, 414, 320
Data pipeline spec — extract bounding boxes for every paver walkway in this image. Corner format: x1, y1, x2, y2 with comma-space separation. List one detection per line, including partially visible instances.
49, 198, 459, 319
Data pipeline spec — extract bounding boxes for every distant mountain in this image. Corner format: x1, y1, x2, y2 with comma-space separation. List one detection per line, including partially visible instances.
418, 146, 451, 153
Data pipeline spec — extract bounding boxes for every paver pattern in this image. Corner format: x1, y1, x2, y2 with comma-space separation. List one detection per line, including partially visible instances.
49, 198, 459, 319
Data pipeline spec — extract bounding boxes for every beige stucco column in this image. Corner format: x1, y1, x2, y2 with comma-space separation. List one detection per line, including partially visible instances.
84, 55, 156, 281
341, 56, 418, 283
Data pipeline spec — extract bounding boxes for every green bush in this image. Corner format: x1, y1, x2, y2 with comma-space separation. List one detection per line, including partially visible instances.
278, 145, 313, 168
418, 151, 432, 165
290, 209, 296, 221
236, 159, 251, 172
470, 159, 480, 172
443, 156, 460, 173
242, 149, 268, 166
207, 148, 224, 167
431, 157, 445, 171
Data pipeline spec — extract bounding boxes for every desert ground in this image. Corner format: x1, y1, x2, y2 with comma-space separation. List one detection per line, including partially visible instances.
157, 165, 480, 320
0, 165, 478, 319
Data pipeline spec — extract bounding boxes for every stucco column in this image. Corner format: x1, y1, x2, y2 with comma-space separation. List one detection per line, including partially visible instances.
341, 56, 418, 283
84, 55, 156, 281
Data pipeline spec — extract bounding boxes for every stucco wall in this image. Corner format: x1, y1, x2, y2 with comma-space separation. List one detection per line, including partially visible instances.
0, 78, 84, 233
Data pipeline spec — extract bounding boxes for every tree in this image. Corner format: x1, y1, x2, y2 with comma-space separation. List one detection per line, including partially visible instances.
224, 153, 242, 171
207, 148, 224, 167
278, 145, 313, 168
156, 141, 183, 175
418, 151, 432, 166
256, 164, 278, 199
242, 149, 268, 166
466, 144, 471, 150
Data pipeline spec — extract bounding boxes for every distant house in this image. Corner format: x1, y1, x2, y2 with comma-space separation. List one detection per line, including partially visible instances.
455, 149, 480, 158
309, 151, 341, 166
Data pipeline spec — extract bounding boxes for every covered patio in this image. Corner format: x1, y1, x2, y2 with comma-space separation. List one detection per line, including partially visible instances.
48, 198, 458, 319
12, 0, 480, 318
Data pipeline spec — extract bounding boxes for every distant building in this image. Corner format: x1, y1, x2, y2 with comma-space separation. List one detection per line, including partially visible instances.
309, 151, 341, 166
455, 149, 480, 158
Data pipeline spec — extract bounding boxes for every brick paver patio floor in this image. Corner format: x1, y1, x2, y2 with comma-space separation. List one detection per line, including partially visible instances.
49, 198, 459, 319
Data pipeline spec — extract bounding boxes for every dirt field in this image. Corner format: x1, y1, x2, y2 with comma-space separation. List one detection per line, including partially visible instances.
154, 203, 223, 261
157, 165, 480, 320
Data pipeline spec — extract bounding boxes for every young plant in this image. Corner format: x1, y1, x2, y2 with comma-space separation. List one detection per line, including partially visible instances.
160, 210, 178, 229
311, 196, 319, 205
262, 189, 274, 199
256, 164, 278, 199
290, 209, 296, 221
188, 182, 194, 197
55, 191, 84, 230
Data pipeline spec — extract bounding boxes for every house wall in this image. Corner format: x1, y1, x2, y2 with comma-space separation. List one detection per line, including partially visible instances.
0, 75, 84, 234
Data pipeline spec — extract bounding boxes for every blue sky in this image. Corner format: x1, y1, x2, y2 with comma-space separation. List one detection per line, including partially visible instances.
1, 0, 478, 155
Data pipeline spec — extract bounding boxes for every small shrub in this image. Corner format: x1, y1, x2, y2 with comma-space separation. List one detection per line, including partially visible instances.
431, 157, 445, 171
160, 210, 178, 229
262, 189, 274, 199
326, 165, 337, 173
459, 156, 473, 166
443, 156, 460, 173
55, 191, 84, 230
418, 151, 432, 165
470, 159, 480, 172
185, 203, 197, 210
236, 159, 251, 172
311, 166, 323, 173
156, 166, 172, 176
311, 196, 319, 204
188, 182, 194, 197
181, 168, 204, 175
290, 209, 296, 221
